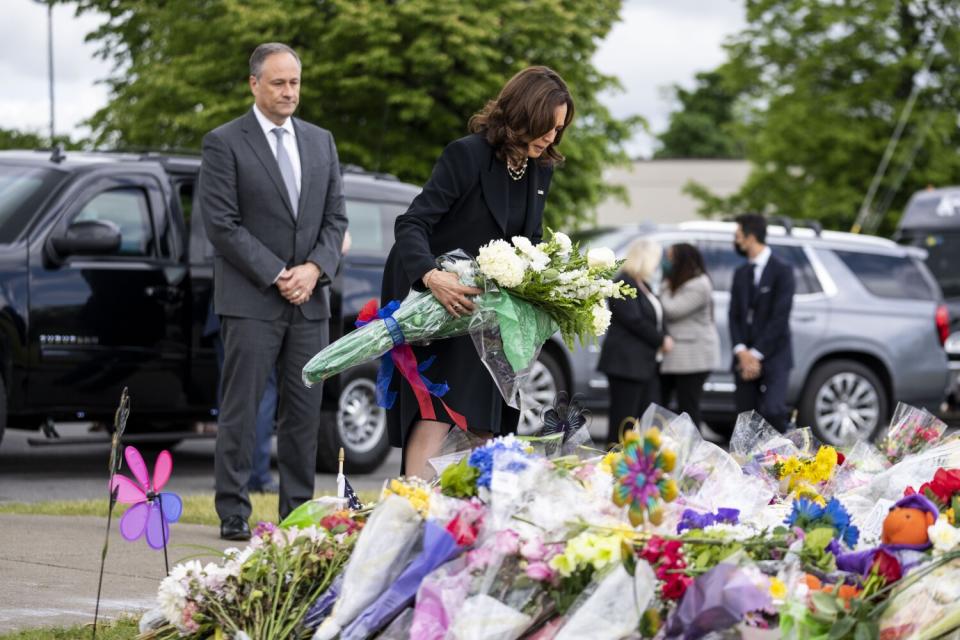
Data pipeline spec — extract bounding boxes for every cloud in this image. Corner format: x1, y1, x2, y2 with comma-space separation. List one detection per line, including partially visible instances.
594, 0, 745, 157
0, 0, 112, 138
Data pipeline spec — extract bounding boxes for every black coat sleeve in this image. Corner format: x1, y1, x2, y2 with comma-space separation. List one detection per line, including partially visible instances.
393, 139, 479, 287
611, 294, 664, 350
753, 261, 795, 359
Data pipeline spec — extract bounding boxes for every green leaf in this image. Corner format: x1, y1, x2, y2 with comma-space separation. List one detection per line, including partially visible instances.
854, 620, 879, 640
811, 591, 840, 617
828, 616, 856, 640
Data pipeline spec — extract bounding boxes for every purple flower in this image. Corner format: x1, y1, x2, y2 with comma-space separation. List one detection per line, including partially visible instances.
676, 508, 741, 534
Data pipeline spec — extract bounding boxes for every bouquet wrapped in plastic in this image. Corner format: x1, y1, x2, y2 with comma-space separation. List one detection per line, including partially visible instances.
876, 402, 948, 465
312, 494, 423, 640
302, 231, 635, 413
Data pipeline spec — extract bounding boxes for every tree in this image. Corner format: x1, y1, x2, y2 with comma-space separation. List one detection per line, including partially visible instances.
63, 0, 642, 230
0, 128, 46, 150
687, 0, 960, 234
655, 70, 745, 159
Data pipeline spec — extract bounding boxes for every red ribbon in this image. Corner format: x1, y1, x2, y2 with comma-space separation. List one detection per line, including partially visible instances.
357, 299, 468, 431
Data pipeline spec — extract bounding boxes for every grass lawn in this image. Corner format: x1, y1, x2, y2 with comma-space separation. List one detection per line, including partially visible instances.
0, 618, 140, 640
0, 491, 380, 525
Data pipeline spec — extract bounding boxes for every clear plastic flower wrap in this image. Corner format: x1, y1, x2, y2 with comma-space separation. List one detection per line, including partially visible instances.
879, 557, 960, 639
826, 440, 889, 497
674, 440, 775, 522
551, 560, 656, 640
312, 494, 423, 640
856, 438, 960, 504
730, 411, 783, 463
876, 402, 948, 465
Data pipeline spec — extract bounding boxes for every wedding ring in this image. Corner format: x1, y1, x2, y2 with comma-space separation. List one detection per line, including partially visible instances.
294, 289, 302, 296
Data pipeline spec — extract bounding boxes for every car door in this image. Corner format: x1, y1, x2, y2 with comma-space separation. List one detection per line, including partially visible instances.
27, 171, 190, 412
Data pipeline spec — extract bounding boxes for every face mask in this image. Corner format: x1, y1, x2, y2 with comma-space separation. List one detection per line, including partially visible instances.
733, 241, 748, 258
661, 257, 673, 277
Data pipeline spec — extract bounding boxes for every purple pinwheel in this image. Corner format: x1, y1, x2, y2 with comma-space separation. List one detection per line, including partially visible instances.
108, 446, 182, 550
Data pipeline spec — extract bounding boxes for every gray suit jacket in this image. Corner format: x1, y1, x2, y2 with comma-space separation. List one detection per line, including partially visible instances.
660, 273, 720, 374
199, 108, 347, 321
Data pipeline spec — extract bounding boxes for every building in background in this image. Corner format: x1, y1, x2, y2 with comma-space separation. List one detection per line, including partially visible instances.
596, 159, 750, 226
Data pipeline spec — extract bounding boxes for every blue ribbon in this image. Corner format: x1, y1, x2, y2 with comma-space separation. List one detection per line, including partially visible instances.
355, 300, 450, 410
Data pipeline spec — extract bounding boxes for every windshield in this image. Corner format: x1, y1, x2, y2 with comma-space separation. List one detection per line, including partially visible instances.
900, 232, 960, 299
0, 164, 66, 242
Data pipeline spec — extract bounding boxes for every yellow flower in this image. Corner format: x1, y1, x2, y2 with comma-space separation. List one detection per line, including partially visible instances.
769, 577, 787, 601
599, 451, 617, 475
549, 550, 577, 577
947, 508, 955, 526
382, 479, 430, 516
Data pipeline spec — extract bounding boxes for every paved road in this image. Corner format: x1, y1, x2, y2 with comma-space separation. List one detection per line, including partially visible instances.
0, 417, 612, 504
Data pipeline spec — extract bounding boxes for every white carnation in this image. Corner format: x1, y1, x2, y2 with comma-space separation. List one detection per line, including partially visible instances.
587, 247, 617, 270
511, 236, 534, 252
591, 303, 612, 335
478, 239, 526, 288
929, 515, 960, 553
157, 574, 188, 625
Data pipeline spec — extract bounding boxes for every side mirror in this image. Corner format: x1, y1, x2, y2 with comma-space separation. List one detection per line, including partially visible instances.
47, 220, 122, 262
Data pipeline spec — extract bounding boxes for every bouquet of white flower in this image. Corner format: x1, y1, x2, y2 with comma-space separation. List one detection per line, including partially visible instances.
301, 230, 633, 410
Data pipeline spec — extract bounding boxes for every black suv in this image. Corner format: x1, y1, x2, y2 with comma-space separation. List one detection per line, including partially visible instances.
0, 149, 419, 472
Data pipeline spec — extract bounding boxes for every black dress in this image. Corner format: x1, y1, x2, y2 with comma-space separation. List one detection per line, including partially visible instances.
380, 134, 553, 451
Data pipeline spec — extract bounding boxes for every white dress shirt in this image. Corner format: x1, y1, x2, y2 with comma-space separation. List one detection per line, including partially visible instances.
252, 103, 302, 191
733, 246, 773, 360
253, 104, 303, 284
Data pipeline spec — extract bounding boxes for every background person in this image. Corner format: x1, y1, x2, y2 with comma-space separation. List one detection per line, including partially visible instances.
380, 66, 575, 479
598, 238, 672, 446
659, 242, 720, 434
728, 213, 796, 433
200, 43, 348, 540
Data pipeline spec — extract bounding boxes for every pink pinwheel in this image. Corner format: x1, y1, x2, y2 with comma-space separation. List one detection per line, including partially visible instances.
108, 446, 182, 550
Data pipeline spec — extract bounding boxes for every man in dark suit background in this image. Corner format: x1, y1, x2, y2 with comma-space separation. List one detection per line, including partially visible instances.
200, 43, 347, 540
729, 214, 796, 432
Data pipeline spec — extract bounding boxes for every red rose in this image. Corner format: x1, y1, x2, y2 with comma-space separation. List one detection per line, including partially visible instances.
870, 550, 902, 584
837, 452, 846, 466
662, 574, 692, 600
928, 468, 960, 504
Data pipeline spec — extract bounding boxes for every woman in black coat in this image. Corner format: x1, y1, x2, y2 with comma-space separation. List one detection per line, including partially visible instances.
381, 66, 575, 478
598, 238, 674, 446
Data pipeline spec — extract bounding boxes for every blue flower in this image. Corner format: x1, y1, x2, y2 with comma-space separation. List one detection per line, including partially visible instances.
677, 508, 741, 534
786, 497, 859, 548
467, 439, 529, 489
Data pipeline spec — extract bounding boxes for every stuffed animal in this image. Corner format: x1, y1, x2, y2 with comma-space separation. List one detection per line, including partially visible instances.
881, 494, 939, 547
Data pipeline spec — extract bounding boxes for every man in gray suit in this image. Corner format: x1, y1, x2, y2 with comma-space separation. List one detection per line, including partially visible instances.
200, 42, 347, 540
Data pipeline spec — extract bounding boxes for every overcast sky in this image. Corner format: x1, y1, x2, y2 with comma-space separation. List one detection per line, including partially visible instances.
2, 0, 744, 158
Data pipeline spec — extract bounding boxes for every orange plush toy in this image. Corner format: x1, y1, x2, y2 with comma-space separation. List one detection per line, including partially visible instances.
881, 494, 939, 549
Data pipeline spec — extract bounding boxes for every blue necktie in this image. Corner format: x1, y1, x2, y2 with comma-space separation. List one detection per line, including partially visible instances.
272, 127, 299, 218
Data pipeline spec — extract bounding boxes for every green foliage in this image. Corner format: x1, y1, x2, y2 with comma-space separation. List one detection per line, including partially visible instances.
60, 0, 642, 230
655, 70, 746, 159
439, 456, 480, 498
800, 527, 838, 572
0, 618, 139, 640
686, 1, 960, 234
0, 128, 83, 151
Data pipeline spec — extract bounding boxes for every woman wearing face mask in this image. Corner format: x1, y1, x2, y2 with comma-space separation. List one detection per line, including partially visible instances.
381, 66, 575, 479
659, 243, 720, 432
597, 239, 673, 446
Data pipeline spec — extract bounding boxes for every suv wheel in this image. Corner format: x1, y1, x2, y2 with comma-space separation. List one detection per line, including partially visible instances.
518, 350, 565, 435
798, 359, 887, 445
317, 369, 389, 474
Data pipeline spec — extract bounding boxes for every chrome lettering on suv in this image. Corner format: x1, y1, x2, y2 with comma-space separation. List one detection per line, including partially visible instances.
39, 334, 99, 345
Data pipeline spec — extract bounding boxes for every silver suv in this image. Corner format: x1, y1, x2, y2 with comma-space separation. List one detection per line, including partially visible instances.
522, 220, 951, 445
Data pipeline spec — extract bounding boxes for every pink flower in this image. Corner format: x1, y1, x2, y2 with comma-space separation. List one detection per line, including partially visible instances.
493, 529, 520, 555
520, 537, 548, 562
466, 547, 494, 571
525, 561, 556, 582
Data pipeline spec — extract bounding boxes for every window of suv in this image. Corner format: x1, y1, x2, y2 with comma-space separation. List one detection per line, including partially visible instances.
73, 187, 155, 257
834, 250, 938, 300
700, 241, 822, 294
0, 165, 66, 242
899, 232, 960, 299
344, 199, 406, 256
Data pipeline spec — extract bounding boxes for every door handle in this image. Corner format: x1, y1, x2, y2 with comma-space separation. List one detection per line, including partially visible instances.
792, 314, 816, 322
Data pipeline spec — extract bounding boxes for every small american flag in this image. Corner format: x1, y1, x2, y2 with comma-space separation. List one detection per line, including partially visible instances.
336, 447, 364, 510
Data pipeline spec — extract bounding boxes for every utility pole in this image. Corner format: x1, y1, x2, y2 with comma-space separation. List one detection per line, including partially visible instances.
33, 0, 55, 143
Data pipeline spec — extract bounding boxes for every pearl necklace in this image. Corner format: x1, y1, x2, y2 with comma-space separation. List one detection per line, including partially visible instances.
507, 158, 528, 181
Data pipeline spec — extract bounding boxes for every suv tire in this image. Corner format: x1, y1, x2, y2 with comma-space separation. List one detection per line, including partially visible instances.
798, 359, 888, 445
518, 349, 566, 435
317, 368, 389, 474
